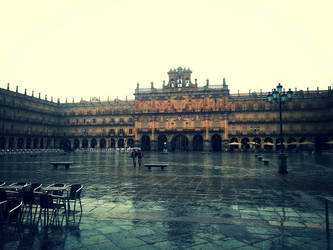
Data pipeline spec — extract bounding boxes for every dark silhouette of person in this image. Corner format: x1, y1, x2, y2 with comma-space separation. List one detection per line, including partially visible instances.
137, 150, 144, 167
131, 150, 137, 168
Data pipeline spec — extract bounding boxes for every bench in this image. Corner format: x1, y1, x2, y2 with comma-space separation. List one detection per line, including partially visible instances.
144, 163, 168, 170
50, 162, 73, 168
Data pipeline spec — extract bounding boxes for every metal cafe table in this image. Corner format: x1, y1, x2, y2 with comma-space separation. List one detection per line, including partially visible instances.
42, 184, 70, 222
0, 183, 30, 191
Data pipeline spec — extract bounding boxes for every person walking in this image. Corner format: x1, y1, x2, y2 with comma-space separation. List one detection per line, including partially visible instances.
131, 150, 137, 168
137, 150, 144, 167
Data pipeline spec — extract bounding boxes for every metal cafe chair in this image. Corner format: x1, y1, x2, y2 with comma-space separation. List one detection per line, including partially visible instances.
38, 194, 67, 226
1, 200, 23, 226
0, 189, 7, 220
30, 183, 42, 192
21, 191, 40, 223
67, 184, 83, 214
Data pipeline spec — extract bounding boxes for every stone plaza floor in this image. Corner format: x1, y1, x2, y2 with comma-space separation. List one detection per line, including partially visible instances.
1, 150, 333, 249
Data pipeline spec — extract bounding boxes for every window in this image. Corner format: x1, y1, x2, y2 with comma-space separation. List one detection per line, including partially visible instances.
92, 119, 96, 123
129, 129, 133, 134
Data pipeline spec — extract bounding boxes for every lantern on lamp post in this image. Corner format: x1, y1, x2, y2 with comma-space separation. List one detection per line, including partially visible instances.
267, 83, 293, 174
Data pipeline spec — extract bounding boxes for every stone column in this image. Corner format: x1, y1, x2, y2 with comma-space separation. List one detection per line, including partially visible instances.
203, 140, 210, 152
70, 138, 74, 150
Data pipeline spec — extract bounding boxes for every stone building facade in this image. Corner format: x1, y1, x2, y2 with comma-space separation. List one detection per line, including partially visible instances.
1, 67, 332, 152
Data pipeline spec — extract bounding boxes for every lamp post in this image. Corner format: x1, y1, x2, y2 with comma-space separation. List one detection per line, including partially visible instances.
267, 83, 293, 175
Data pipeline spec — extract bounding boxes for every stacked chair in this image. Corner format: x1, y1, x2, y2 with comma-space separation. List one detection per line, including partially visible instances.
0, 181, 83, 227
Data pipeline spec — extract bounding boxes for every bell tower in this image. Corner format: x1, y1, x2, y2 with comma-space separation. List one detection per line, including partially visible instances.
166, 67, 195, 88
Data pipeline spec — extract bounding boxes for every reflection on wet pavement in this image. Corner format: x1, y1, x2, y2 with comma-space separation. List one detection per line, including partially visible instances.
1, 151, 333, 249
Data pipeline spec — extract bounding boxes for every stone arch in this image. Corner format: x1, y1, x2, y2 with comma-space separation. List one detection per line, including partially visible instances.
264, 137, 273, 151
64, 139, 71, 151
299, 137, 307, 151
241, 137, 250, 151
26, 137, 32, 149
141, 135, 151, 151
193, 134, 203, 151
253, 137, 261, 149
8, 137, 14, 149
82, 138, 88, 148
100, 138, 106, 148
171, 134, 188, 152
91, 138, 97, 148
0, 137, 5, 149
276, 138, 284, 151
229, 137, 239, 151
110, 138, 116, 148
315, 137, 329, 152
46, 137, 51, 148
127, 138, 134, 148
118, 138, 124, 148
74, 139, 80, 149
17, 137, 24, 149
33, 137, 39, 149
287, 137, 297, 150
211, 134, 222, 152
157, 135, 168, 151
40, 138, 44, 149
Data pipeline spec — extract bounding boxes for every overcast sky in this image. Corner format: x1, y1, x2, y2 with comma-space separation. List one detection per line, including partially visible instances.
0, 0, 332, 102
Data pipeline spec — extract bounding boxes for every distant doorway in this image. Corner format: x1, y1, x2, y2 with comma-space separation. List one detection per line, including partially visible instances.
171, 134, 188, 152
193, 134, 203, 151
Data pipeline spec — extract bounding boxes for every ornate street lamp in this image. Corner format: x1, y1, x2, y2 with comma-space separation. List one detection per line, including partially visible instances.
267, 83, 293, 174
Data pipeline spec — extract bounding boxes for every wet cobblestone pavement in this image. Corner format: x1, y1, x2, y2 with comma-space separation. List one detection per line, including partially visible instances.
1, 151, 333, 249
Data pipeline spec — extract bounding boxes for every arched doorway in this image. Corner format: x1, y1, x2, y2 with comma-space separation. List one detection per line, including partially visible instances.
110, 139, 115, 148
46, 137, 51, 148
229, 137, 239, 151
241, 138, 250, 151
0, 137, 5, 149
127, 138, 134, 148
26, 137, 32, 149
211, 134, 222, 152
157, 135, 168, 151
264, 137, 273, 151
8, 137, 14, 149
287, 137, 297, 150
118, 138, 124, 148
74, 139, 80, 149
253, 137, 261, 150
299, 137, 307, 151
193, 134, 203, 151
82, 138, 88, 148
91, 138, 97, 148
171, 134, 189, 151
64, 139, 71, 151
276, 138, 284, 151
100, 138, 106, 148
315, 137, 329, 152
141, 135, 151, 151
33, 137, 39, 149
17, 137, 24, 149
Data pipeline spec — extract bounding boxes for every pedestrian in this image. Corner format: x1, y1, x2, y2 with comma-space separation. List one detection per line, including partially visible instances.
131, 150, 137, 168
137, 150, 144, 167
